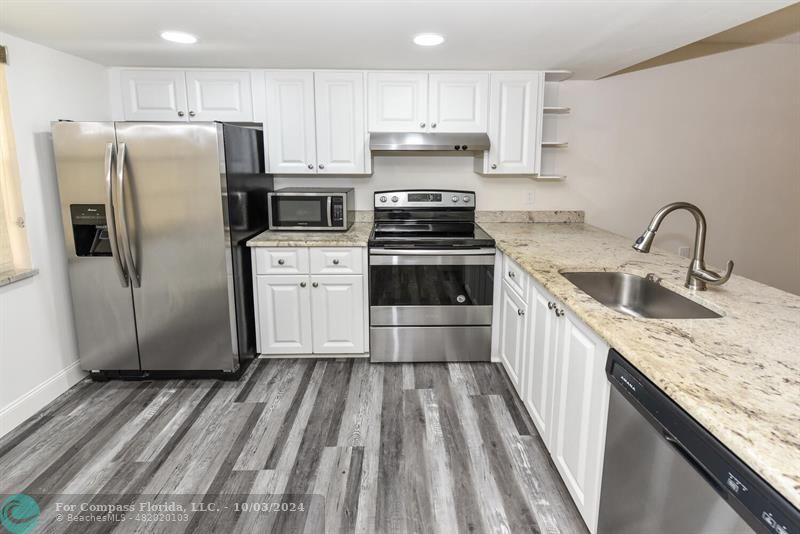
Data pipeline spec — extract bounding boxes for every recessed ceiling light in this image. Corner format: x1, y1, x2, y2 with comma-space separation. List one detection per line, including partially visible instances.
413, 33, 445, 47
160, 31, 198, 44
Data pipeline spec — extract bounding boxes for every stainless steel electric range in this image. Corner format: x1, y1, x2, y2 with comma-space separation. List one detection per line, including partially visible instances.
368, 190, 496, 362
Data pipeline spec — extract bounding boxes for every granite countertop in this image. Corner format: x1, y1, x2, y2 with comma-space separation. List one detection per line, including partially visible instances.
480, 222, 800, 509
246, 222, 373, 248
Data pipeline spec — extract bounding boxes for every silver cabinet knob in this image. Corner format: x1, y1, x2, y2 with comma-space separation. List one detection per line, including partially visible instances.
508, 271, 515, 278
548, 301, 555, 309
491, 163, 497, 170
517, 309, 525, 316
431, 123, 437, 128
312, 282, 319, 288
318, 164, 325, 170
177, 111, 185, 117
307, 163, 314, 170
556, 308, 565, 317
188, 110, 196, 117
332, 259, 340, 265
277, 259, 285, 265
300, 281, 307, 287
419, 122, 426, 128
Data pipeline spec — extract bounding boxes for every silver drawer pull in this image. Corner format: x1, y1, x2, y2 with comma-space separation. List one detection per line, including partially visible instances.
332, 258, 340, 265
312, 282, 319, 288
548, 301, 555, 310
508, 271, 515, 278
278, 258, 285, 265
517, 309, 525, 316
300, 281, 306, 288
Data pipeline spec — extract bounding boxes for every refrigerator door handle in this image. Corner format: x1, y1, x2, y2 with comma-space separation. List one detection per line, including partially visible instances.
104, 142, 128, 287
116, 142, 141, 287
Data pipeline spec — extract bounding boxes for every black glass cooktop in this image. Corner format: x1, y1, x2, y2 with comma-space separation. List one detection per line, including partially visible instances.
369, 221, 495, 249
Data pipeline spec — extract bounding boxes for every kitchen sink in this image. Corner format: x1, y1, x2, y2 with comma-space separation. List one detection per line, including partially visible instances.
561, 271, 722, 319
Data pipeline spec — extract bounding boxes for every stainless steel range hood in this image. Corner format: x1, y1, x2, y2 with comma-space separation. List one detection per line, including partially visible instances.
369, 132, 490, 152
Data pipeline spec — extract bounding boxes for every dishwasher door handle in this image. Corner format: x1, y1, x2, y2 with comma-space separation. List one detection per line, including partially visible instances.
663, 431, 728, 499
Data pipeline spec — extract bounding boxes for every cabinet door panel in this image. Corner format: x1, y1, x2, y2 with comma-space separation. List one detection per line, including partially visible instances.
428, 72, 488, 132
551, 310, 610, 533
185, 71, 253, 121
265, 71, 317, 173
485, 72, 543, 174
120, 70, 187, 121
257, 275, 312, 354
523, 282, 559, 446
499, 279, 527, 392
314, 72, 366, 174
311, 275, 364, 354
367, 72, 428, 132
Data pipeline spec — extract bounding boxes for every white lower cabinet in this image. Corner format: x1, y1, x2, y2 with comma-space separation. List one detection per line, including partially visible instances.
310, 275, 364, 353
253, 247, 367, 356
522, 279, 561, 446
499, 279, 528, 391
495, 253, 610, 534
257, 275, 313, 354
549, 309, 610, 534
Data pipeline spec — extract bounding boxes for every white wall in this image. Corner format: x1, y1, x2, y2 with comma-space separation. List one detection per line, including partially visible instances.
0, 32, 110, 436
544, 36, 800, 294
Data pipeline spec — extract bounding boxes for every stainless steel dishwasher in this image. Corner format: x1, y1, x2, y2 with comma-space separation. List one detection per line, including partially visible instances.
598, 349, 799, 534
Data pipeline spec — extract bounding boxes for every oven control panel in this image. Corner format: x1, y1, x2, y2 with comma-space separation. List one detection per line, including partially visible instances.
375, 190, 475, 209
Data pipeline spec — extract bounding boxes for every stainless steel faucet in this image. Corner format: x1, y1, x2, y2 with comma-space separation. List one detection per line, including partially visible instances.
633, 202, 733, 291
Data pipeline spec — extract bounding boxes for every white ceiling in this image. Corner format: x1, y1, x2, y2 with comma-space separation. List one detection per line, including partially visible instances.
0, 0, 794, 79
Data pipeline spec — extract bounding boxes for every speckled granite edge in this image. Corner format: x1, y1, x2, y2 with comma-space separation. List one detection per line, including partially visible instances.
476, 210, 584, 223
0, 268, 39, 288
247, 222, 372, 247
480, 222, 800, 509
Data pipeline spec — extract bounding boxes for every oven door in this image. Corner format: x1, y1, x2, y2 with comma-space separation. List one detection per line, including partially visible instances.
369, 248, 495, 326
269, 194, 331, 230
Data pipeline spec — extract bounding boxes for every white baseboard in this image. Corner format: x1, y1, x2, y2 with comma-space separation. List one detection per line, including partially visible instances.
0, 361, 86, 439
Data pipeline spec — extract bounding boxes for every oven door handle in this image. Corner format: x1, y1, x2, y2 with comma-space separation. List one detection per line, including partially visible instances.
370, 249, 496, 266
370, 248, 496, 256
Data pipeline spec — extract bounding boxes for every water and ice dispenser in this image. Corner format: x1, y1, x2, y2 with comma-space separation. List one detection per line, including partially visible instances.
70, 204, 111, 257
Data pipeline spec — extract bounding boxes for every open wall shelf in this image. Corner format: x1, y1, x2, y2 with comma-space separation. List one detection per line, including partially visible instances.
544, 106, 571, 114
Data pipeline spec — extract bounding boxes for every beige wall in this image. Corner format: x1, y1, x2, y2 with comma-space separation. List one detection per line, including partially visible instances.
535, 35, 800, 294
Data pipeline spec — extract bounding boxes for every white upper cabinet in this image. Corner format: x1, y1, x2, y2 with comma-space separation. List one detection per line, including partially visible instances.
314, 72, 366, 174
185, 71, 253, 121
264, 71, 317, 174
367, 72, 428, 132
428, 72, 489, 132
550, 308, 610, 533
480, 71, 544, 175
120, 70, 188, 121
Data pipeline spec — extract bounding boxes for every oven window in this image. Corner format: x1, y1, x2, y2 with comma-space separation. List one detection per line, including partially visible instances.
272, 196, 326, 226
370, 264, 493, 306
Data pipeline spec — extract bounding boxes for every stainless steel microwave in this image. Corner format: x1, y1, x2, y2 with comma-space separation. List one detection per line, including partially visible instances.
267, 187, 355, 231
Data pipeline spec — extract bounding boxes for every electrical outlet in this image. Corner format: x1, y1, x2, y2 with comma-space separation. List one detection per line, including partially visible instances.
526, 191, 535, 207
678, 246, 690, 258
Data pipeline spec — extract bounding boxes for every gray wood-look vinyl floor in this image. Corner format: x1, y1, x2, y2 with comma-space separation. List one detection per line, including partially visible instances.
0, 359, 588, 534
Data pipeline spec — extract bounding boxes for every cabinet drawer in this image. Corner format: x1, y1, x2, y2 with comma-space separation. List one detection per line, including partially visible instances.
503, 255, 529, 299
310, 247, 363, 275
254, 248, 310, 275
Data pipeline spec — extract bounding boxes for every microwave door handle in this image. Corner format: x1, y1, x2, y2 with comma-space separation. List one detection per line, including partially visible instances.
116, 142, 140, 287
327, 197, 332, 227
104, 142, 128, 287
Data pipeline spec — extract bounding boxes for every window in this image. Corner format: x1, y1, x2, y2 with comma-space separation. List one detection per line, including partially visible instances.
0, 50, 31, 275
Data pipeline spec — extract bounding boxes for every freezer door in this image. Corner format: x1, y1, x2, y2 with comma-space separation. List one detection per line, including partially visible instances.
114, 122, 236, 371
51, 121, 140, 371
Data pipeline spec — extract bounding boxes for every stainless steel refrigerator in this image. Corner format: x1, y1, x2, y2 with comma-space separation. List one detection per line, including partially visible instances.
51, 122, 273, 378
